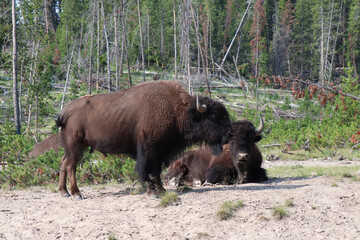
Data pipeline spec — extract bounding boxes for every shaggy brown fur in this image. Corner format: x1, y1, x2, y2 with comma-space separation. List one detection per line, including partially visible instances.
56, 80, 232, 198
166, 119, 268, 186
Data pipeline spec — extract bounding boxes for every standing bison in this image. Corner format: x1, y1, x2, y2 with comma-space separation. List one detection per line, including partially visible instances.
56, 80, 232, 198
166, 116, 268, 186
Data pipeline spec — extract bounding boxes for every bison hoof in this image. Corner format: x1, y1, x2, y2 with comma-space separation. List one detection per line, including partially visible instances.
202, 181, 214, 187
74, 194, 83, 200
61, 192, 71, 198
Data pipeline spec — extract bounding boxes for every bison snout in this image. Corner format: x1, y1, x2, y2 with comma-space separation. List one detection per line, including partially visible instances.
237, 153, 248, 161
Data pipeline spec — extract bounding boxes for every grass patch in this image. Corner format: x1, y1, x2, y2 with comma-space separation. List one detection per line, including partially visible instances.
272, 206, 288, 220
331, 182, 339, 187
261, 148, 360, 161
216, 200, 244, 220
159, 191, 179, 207
108, 233, 117, 240
267, 165, 360, 179
285, 198, 294, 207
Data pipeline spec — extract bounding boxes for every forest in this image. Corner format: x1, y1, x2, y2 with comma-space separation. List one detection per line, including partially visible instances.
0, 0, 359, 186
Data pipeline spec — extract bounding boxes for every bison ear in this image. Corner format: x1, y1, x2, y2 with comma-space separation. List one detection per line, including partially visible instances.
254, 135, 262, 143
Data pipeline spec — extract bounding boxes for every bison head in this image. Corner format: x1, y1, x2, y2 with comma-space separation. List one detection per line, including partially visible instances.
185, 95, 232, 155
229, 115, 264, 182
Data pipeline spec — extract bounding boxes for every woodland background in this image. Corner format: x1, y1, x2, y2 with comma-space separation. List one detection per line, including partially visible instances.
0, 0, 360, 187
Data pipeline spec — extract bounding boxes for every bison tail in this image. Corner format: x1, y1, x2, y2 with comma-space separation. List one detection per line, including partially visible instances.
56, 113, 67, 128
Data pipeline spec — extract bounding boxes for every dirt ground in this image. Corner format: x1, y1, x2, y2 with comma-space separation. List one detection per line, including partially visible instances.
1, 159, 360, 240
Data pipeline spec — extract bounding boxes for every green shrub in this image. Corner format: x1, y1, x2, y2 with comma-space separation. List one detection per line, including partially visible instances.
216, 200, 244, 220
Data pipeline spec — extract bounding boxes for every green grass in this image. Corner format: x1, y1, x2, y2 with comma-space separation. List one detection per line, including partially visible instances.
272, 206, 288, 220
216, 200, 244, 220
159, 191, 179, 207
267, 165, 360, 179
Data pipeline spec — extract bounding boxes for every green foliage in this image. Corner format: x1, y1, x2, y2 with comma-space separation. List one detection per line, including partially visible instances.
267, 165, 360, 179
159, 191, 179, 207
272, 206, 288, 220
216, 200, 244, 220
0, 124, 137, 188
0, 125, 62, 187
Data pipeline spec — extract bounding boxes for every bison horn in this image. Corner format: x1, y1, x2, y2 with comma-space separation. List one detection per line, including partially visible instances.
255, 114, 264, 136
196, 95, 207, 113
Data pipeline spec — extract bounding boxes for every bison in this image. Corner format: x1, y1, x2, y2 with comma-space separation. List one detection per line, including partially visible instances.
28, 133, 63, 159
56, 80, 232, 198
166, 116, 268, 186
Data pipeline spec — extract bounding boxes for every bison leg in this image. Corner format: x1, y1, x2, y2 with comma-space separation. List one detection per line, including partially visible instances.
65, 149, 83, 199
175, 165, 189, 187
147, 175, 165, 196
58, 155, 70, 197
59, 131, 85, 199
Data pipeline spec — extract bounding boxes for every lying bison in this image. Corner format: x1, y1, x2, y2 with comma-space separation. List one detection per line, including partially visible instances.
28, 133, 63, 159
56, 80, 232, 198
166, 116, 268, 186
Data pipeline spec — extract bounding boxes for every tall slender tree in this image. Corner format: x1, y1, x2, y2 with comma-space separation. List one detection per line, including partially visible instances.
12, 0, 21, 134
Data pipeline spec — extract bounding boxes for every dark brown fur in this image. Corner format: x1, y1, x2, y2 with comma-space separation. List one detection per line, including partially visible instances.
166, 120, 268, 186
56, 80, 231, 198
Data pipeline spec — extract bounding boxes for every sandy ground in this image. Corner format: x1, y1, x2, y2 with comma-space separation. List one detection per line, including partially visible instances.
1, 159, 360, 240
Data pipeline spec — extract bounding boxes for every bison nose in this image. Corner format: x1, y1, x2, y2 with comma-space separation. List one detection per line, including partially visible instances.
237, 153, 248, 160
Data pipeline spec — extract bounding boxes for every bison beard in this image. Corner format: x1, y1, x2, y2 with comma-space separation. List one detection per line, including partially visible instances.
56, 80, 231, 198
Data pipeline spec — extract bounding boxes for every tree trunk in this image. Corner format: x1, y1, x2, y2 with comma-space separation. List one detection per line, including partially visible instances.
61, 45, 75, 111
101, 0, 111, 92
173, 0, 177, 80
122, 0, 132, 87
78, 16, 84, 86
114, 6, 120, 91
137, 0, 146, 82
160, 0, 164, 68
320, 6, 324, 84
12, 0, 20, 134
96, 0, 100, 93
219, 1, 251, 71
88, 0, 95, 94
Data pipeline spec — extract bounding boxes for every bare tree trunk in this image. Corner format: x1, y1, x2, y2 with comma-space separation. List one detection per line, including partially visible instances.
101, 0, 111, 92
12, 0, 20, 134
220, 1, 251, 71
78, 16, 84, 85
181, 0, 191, 93
324, 0, 334, 81
19, 57, 24, 123
320, 6, 324, 84
26, 41, 39, 135
190, 1, 209, 95
137, 0, 146, 82
44, 0, 49, 34
146, 9, 150, 66
173, 0, 177, 80
96, 0, 100, 93
122, 0, 132, 87
88, 0, 95, 94
34, 97, 39, 141
209, 21, 215, 73
61, 44, 75, 111
114, 6, 120, 91
160, 0, 164, 68
329, 0, 343, 82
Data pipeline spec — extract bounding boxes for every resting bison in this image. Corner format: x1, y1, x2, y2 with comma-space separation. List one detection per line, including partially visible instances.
56, 80, 232, 198
166, 116, 268, 186
28, 133, 63, 159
